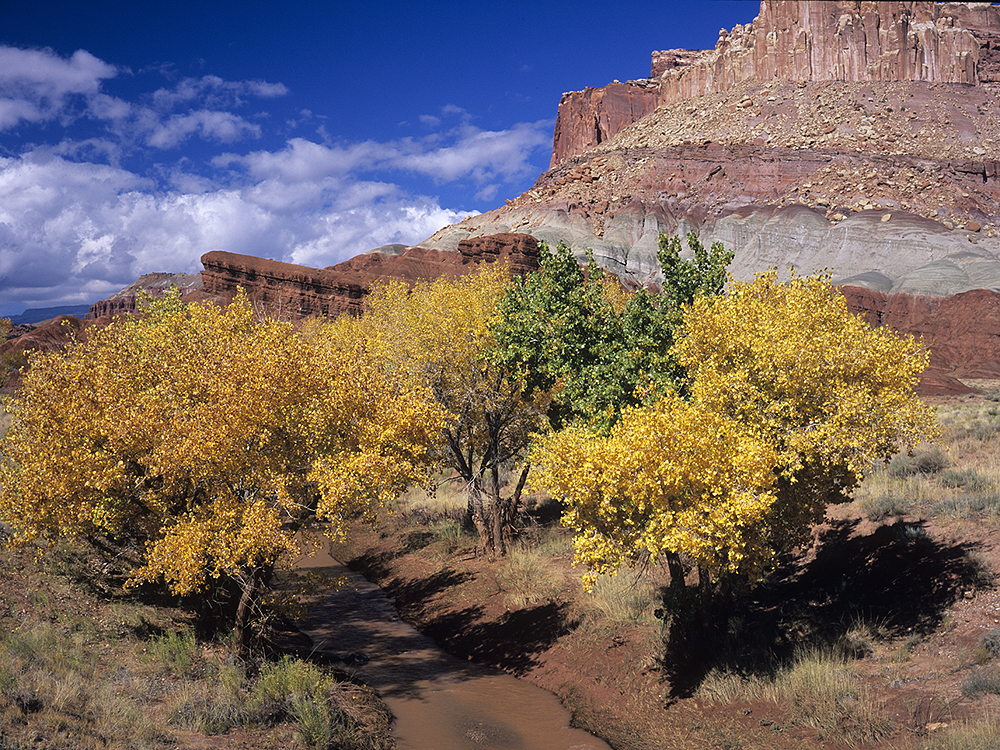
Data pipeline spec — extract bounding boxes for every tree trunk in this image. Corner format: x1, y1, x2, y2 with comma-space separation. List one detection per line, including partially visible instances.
665, 551, 685, 591
467, 480, 491, 557
233, 563, 274, 656
234, 570, 261, 656
488, 464, 504, 558
697, 565, 714, 630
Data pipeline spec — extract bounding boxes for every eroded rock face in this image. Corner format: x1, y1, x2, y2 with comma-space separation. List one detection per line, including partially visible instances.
86, 272, 203, 320
552, 2, 1000, 166
842, 284, 1000, 394
428, 1, 1000, 299
190, 234, 542, 319
550, 82, 659, 169
657, 1, 992, 107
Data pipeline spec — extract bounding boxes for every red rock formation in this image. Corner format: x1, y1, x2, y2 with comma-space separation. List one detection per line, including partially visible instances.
841, 284, 1000, 395
86, 272, 203, 320
550, 82, 660, 168
196, 233, 541, 319
551, 2, 1000, 165
657, 1, 992, 107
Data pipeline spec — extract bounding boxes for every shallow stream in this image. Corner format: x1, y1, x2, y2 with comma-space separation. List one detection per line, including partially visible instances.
298, 547, 611, 750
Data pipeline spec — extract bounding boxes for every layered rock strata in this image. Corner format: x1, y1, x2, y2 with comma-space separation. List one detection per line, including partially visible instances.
194, 233, 540, 319
423, 1, 1000, 300
553, 1, 1000, 165
86, 272, 203, 320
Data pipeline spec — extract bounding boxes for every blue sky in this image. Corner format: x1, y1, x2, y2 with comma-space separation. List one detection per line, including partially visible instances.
0, 1, 759, 316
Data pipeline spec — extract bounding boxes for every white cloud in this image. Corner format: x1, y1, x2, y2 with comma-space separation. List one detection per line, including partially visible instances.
0, 151, 470, 312
0, 47, 117, 129
220, 119, 551, 186
0, 45, 551, 316
146, 110, 262, 149
0, 45, 288, 152
391, 121, 550, 182
150, 75, 289, 111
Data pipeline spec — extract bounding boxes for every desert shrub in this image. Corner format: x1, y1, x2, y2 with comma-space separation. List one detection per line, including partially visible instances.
888, 446, 949, 477
940, 469, 992, 493
291, 694, 339, 748
979, 629, 1000, 659
252, 656, 328, 713
146, 629, 200, 676
859, 491, 912, 522
961, 668, 1000, 698
932, 493, 1000, 521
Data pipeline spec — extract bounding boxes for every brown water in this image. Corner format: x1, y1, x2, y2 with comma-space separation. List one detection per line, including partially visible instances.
298, 547, 611, 750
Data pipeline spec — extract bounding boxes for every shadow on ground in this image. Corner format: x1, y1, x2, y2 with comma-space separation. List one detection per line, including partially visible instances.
666, 517, 989, 697
350, 551, 575, 677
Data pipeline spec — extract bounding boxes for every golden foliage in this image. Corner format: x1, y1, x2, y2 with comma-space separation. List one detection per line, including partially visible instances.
0, 289, 446, 600
533, 391, 780, 587
360, 264, 548, 555
533, 272, 938, 587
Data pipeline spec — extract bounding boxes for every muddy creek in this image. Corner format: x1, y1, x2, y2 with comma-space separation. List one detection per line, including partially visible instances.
298, 548, 611, 750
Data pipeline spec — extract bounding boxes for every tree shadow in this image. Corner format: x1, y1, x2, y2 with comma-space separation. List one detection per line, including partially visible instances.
665, 517, 990, 698
421, 600, 575, 676
368, 560, 575, 676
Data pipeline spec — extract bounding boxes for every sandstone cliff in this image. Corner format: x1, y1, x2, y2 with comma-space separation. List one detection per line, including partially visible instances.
551, 1, 1000, 166
190, 233, 540, 319
550, 82, 659, 169
421, 1, 1000, 302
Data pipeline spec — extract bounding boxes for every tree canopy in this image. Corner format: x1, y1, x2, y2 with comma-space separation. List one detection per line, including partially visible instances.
490, 233, 733, 433
532, 271, 937, 603
359, 263, 547, 557
0, 289, 446, 648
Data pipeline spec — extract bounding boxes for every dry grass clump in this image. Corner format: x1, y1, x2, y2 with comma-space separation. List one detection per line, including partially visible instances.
920, 713, 1000, 750
577, 567, 661, 632
0, 540, 393, 750
497, 539, 568, 608
698, 645, 893, 744
854, 396, 1000, 523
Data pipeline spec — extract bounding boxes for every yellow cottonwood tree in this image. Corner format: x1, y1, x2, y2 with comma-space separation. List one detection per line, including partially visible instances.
0, 289, 445, 649
533, 271, 936, 610
362, 264, 548, 557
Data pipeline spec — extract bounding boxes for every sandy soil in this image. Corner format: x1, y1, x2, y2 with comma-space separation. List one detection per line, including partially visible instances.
335, 491, 1000, 750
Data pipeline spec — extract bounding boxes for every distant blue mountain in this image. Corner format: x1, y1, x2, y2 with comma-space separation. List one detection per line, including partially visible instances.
9, 305, 92, 326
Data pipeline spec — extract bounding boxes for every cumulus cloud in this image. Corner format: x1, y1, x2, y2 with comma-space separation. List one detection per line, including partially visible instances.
0, 46, 117, 129
0, 150, 470, 313
221, 118, 551, 187
0, 45, 550, 316
146, 110, 262, 149
0, 45, 287, 152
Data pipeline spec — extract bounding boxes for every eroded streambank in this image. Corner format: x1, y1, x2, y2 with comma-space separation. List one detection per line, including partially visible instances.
298, 545, 611, 750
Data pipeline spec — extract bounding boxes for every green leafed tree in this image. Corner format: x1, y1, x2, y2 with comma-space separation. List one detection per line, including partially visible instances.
490, 232, 733, 433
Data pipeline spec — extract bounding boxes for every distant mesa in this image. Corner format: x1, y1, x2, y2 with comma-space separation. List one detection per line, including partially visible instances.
8, 305, 92, 326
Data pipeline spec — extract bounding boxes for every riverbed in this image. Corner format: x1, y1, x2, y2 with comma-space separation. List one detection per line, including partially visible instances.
298, 545, 611, 750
